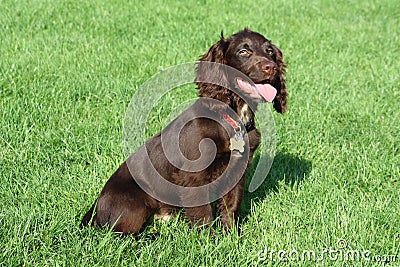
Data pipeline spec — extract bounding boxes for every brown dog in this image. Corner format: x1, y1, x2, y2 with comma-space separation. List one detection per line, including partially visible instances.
81, 28, 286, 234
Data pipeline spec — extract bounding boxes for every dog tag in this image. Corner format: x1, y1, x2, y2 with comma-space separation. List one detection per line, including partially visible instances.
230, 133, 245, 153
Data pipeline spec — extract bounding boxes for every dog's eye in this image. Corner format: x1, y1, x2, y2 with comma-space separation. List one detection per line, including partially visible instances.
266, 48, 274, 56
238, 49, 250, 55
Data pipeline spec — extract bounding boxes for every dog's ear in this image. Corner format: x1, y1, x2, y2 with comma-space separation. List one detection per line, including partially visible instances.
271, 44, 287, 114
195, 35, 231, 103
198, 34, 228, 64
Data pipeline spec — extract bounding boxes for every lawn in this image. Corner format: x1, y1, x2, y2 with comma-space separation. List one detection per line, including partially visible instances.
0, 0, 399, 266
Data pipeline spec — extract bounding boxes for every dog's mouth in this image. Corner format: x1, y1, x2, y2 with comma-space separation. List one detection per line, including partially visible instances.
236, 77, 277, 102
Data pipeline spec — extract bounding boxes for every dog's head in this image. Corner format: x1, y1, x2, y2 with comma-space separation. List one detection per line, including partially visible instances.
196, 28, 287, 113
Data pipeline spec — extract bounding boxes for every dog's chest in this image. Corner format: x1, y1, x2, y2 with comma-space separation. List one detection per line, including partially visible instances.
239, 103, 251, 125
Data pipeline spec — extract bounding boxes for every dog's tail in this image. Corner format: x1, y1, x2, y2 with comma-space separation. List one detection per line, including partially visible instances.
80, 201, 97, 228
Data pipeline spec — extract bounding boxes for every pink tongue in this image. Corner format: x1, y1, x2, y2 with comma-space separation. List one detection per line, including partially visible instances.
236, 78, 277, 102
255, 83, 277, 102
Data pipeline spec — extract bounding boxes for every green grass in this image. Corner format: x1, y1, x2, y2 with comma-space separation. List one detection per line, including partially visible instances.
1, 0, 399, 266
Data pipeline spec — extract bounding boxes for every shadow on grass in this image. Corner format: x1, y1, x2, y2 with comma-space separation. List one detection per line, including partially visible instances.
239, 152, 312, 219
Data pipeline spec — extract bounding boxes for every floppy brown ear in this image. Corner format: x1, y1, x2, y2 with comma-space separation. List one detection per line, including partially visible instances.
199, 32, 227, 63
272, 44, 287, 114
195, 35, 231, 103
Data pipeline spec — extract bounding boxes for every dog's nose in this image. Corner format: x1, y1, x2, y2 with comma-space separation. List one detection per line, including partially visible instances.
261, 61, 277, 73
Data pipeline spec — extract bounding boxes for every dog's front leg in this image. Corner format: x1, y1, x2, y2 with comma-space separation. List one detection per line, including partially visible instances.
184, 205, 214, 228
217, 175, 246, 230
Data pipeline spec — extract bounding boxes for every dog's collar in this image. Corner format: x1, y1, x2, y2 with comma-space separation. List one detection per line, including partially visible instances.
220, 111, 255, 132
220, 111, 247, 153
220, 111, 241, 131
